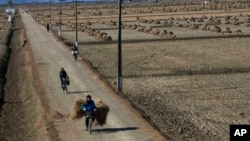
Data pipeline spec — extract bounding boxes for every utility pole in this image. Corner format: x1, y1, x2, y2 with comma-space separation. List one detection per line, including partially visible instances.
58, 0, 66, 36
117, 0, 122, 92
32, 2, 34, 13
42, 0, 44, 24
74, 0, 78, 48
36, 1, 38, 21
50, 0, 52, 28
59, 0, 62, 36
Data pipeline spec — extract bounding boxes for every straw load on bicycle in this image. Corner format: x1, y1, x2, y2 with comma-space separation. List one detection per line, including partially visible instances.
70, 98, 109, 126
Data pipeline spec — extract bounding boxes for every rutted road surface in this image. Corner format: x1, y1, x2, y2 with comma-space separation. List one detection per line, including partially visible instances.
21, 12, 166, 141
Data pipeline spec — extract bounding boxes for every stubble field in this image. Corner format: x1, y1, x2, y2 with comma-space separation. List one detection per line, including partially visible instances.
78, 38, 250, 140
29, 1, 250, 140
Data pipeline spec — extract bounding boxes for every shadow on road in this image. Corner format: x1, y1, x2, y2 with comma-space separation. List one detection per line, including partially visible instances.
92, 127, 139, 133
2, 101, 22, 104
67, 91, 93, 94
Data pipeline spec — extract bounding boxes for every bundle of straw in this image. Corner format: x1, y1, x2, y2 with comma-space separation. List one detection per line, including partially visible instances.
70, 98, 110, 126
95, 99, 110, 126
70, 98, 86, 120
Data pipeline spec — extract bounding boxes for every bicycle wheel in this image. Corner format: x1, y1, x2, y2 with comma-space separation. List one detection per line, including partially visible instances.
64, 84, 67, 94
88, 117, 93, 134
62, 80, 68, 94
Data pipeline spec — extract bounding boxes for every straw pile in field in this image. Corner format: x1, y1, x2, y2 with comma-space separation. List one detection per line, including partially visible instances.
95, 99, 109, 126
70, 98, 86, 120
70, 98, 110, 126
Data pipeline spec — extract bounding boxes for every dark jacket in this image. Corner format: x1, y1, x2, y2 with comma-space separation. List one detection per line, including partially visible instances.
73, 46, 78, 55
59, 70, 68, 80
82, 100, 96, 112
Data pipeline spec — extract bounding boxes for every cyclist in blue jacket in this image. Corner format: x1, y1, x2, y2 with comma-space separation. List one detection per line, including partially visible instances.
82, 95, 96, 130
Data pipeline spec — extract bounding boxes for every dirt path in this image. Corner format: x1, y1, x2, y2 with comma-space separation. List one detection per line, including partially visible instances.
21, 11, 165, 141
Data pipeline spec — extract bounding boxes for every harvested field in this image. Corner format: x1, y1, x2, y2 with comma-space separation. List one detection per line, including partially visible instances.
91, 24, 160, 40
51, 13, 250, 42
0, 15, 7, 39
51, 23, 99, 43
79, 38, 250, 78
28, 1, 250, 140
78, 38, 250, 140
121, 73, 250, 140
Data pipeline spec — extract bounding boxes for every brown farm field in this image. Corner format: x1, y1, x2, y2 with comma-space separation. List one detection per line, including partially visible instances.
78, 39, 250, 140
27, 1, 250, 140
0, 9, 8, 40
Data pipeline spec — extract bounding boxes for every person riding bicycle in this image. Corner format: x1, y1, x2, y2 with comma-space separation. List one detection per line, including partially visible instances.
82, 95, 96, 130
59, 67, 69, 93
46, 23, 50, 32
71, 45, 78, 61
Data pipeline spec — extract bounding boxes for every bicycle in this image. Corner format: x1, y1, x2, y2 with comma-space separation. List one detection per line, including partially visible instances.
86, 111, 94, 134
73, 54, 77, 61
62, 78, 68, 94
72, 50, 78, 61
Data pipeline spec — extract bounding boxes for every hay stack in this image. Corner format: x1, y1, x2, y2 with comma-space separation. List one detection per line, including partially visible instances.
221, 27, 232, 34
189, 24, 199, 30
70, 99, 109, 126
150, 28, 160, 35
86, 21, 92, 26
189, 17, 196, 22
233, 29, 242, 35
211, 26, 221, 33
148, 19, 154, 24
144, 26, 152, 33
159, 30, 168, 38
196, 18, 204, 22
135, 26, 144, 32
126, 24, 133, 30
95, 33, 102, 40
160, 20, 167, 25
131, 25, 137, 30
70, 99, 86, 120
168, 31, 176, 38
103, 35, 112, 41
109, 21, 116, 26
95, 99, 110, 126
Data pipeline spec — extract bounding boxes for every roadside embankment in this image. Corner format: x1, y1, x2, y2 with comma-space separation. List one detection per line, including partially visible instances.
0, 12, 49, 141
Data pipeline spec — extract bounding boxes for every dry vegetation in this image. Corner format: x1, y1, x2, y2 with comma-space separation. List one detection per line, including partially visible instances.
0, 12, 8, 39
122, 23, 176, 38
0, 8, 9, 103
28, 1, 250, 140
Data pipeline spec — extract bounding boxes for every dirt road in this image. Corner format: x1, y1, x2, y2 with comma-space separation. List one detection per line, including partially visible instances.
21, 11, 165, 141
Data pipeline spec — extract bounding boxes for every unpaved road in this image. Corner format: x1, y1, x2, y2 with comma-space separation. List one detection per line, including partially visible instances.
21, 12, 165, 141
